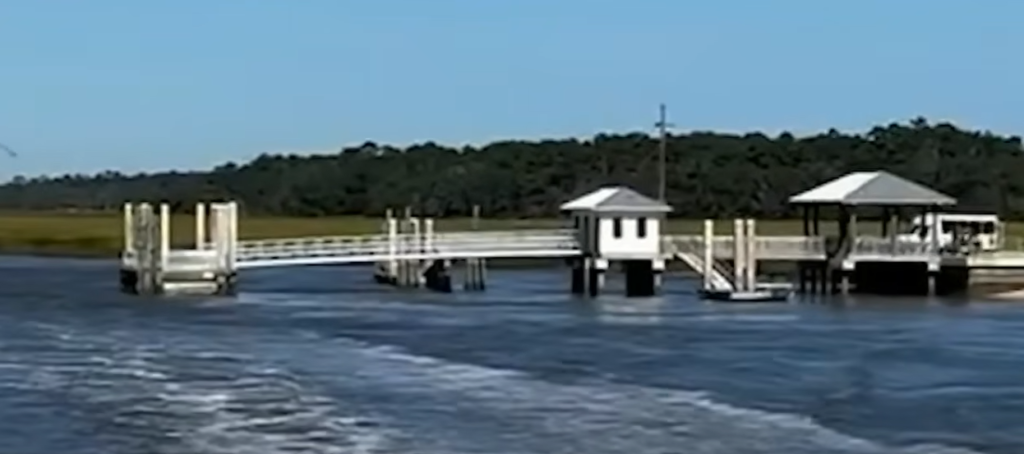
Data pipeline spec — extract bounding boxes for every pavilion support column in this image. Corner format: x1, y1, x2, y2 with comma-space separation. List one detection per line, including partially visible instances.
812, 205, 821, 235
881, 207, 889, 237
927, 204, 940, 297
813, 205, 823, 294
928, 205, 940, 253
831, 206, 851, 295
846, 208, 858, 295
889, 208, 900, 251
849, 209, 858, 240
802, 206, 810, 236
799, 206, 810, 293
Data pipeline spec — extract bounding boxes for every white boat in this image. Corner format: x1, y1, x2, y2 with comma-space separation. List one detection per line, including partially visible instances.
700, 283, 793, 303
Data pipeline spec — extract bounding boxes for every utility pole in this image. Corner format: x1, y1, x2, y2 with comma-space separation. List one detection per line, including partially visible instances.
654, 103, 672, 202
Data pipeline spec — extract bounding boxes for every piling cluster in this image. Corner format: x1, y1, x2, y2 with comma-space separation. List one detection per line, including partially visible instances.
120, 202, 238, 296
372, 208, 489, 293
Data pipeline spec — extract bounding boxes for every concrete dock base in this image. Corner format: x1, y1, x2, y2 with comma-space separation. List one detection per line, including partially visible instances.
623, 259, 662, 297
119, 268, 237, 296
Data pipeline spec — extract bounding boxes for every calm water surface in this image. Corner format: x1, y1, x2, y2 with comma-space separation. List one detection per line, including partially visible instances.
0, 257, 1022, 453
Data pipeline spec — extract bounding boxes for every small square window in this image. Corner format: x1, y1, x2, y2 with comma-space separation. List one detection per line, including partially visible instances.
612, 217, 623, 238
637, 217, 647, 238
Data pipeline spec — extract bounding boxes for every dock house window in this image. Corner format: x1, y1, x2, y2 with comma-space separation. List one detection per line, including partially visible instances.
613, 217, 623, 238
637, 217, 647, 238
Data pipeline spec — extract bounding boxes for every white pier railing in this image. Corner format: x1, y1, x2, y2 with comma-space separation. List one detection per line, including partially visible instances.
663, 235, 826, 260
121, 229, 967, 273
847, 236, 940, 261
232, 229, 580, 268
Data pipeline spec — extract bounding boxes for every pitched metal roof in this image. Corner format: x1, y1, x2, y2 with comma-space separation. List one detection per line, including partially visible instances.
560, 186, 672, 213
789, 171, 956, 206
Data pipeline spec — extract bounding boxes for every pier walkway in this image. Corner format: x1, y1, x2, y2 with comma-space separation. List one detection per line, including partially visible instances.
125, 228, 835, 269
123, 230, 831, 271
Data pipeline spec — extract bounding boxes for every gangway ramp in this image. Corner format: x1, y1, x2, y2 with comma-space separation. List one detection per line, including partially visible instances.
674, 251, 734, 291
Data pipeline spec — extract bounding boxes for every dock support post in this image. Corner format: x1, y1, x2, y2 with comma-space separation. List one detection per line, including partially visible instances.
733, 218, 747, 291
624, 259, 661, 297
702, 219, 714, 291
396, 209, 409, 287
123, 202, 134, 254
205, 202, 238, 295
224, 201, 239, 294
133, 203, 160, 295
745, 218, 757, 291
387, 209, 398, 283
374, 209, 400, 285
571, 258, 586, 294
420, 218, 452, 292
410, 216, 422, 287
195, 202, 207, 250
393, 209, 421, 288
133, 202, 150, 294
424, 218, 434, 256
654, 258, 664, 293
157, 203, 170, 292
570, 257, 603, 297
119, 203, 137, 294
462, 205, 487, 292
927, 264, 938, 296
464, 258, 487, 291
591, 258, 605, 297
211, 202, 231, 293
425, 259, 453, 292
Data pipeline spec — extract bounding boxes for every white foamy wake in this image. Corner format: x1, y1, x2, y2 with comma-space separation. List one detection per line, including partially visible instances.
0, 314, 990, 454
0, 324, 401, 454
305, 337, 986, 454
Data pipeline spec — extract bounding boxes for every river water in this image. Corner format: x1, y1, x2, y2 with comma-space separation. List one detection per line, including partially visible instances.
0, 257, 1022, 453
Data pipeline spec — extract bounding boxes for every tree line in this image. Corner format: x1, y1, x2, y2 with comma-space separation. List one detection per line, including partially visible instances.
1, 117, 1022, 219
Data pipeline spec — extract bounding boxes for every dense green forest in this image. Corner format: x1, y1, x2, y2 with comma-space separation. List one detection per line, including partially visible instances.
1, 117, 1022, 219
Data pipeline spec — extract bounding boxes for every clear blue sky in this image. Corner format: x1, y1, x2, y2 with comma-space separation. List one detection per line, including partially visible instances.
0, 0, 1020, 179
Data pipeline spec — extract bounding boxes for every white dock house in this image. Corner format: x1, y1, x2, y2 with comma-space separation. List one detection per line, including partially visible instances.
560, 186, 672, 297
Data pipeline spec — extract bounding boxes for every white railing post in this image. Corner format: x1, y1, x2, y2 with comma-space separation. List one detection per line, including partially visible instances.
159, 203, 170, 273
227, 201, 238, 269
410, 217, 421, 255
123, 202, 134, 254
702, 219, 713, 290
424, 218, 434, 255
386, 210, 398, 275
745, 218, 757, 290
195, 202, 206, 250
211, 203, 226, 270
733, 219, 745, 291
929, 215, 939, 254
